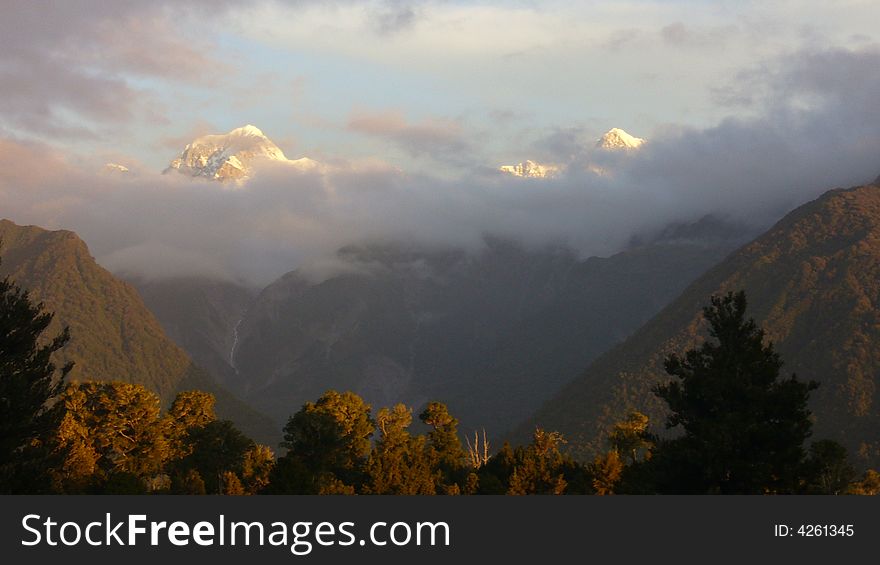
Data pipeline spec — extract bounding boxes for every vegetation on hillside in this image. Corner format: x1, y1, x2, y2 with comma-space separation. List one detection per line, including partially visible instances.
2, 259, 877, 493
523, 184, 880, 467
0, 220, 277, 443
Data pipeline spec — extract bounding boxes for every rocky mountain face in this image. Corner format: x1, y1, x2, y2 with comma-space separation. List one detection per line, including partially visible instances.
521, 183, 880, 467
226, 220, 749, 437
164, 124, 317, 182
0, 219, 276, 443
130, 276, 257, 392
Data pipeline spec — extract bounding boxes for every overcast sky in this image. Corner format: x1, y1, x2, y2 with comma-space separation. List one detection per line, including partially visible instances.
1, 1, 879, 284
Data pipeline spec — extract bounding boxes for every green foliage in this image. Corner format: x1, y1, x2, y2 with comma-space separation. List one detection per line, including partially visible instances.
420, 402, 467, 493
648, 291, 819, 494
172, 469, 207, 495
365, 404, 436, 494
164, 390, 216, 460
178, 420, 254, 494
525, 184, 880, 468
0, 262, 72, 493
0, 220, 191, 402
608, 411, 653, 465
42, 382, 268, 494
504, 429, 578, 495
588, 451, 624, 495
848, 469, 880, 495
241, 444, 275, 494
803, 440, 856, 495
269, 391, 373, 494
52, 382, 167, 492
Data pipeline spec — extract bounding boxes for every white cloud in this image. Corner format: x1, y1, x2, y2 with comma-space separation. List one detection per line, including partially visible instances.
3, 47, 878, 288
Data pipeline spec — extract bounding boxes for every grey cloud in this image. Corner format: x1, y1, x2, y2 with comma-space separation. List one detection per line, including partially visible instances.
602, 28, 645, 52
659, 21, 739, 48
1, 46, 879, 287
0, 1, 239, 139
347, 109, 473, 162
371, 0, 421, 35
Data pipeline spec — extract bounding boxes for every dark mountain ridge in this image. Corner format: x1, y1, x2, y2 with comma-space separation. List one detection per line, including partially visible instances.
521, 182, 880, 467
0, 219, 277, 444
229, 223, 750, 437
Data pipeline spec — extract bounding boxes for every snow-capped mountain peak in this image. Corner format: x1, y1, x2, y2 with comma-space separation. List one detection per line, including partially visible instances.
597, 128, 646, 150
230, 124, 266, 137
499, 160, 560, 179
101, 162, 130, 175
164, 124, 314, 182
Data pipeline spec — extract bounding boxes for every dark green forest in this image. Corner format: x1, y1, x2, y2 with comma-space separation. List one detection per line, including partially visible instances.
1, 262, 878, 495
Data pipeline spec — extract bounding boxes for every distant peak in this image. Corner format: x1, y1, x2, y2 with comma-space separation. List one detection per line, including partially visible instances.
229, 124, 266, 137
499, 160, 561, 179
164, 124, 321, 183
597, 128, 646, 150
101, 162, 130, 174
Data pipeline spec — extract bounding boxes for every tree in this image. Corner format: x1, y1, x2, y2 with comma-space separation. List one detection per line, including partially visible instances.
649, 291, 818, 494
848, 469, 880, 495
172, 468, 207, 495
419, 402, 467, 493
241, 444, 275, 494
164, 390, 216, 461
507, 429, 568, 495
476, 442, 516, 494
0, 263, 72, 492
365, 404, 436, 495
608, 411, 653, 465
182, 420, 253, 494
51, 382, 168, 492
268, 390, 373, 494
803, 440, 855, 495
588, 450, 624, 495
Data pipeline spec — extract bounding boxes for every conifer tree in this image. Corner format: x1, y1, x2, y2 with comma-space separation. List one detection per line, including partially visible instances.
419, 402, 467, 493
648, 291, 818, 494
0, 264, 72, 492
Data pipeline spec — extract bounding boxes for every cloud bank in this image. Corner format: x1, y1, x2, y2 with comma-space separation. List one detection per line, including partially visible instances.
1, 45, 879, 287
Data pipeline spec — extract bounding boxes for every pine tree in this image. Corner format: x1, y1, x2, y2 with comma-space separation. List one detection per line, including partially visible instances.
649, 291, 818, 494
419, 402, 467, 493
0, 263, 72, 492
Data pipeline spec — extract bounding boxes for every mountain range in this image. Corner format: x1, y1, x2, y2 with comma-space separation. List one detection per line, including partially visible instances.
218, 220, 748, 437
521, 182, 880, 467
499, 127, 645, 178
6, 123, 879, 471
0, 219, 276, 444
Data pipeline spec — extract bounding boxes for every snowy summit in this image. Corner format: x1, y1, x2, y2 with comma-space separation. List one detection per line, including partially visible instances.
499, 160, 560, 179
596, 128, 646, 150
165, 125, 318, 182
